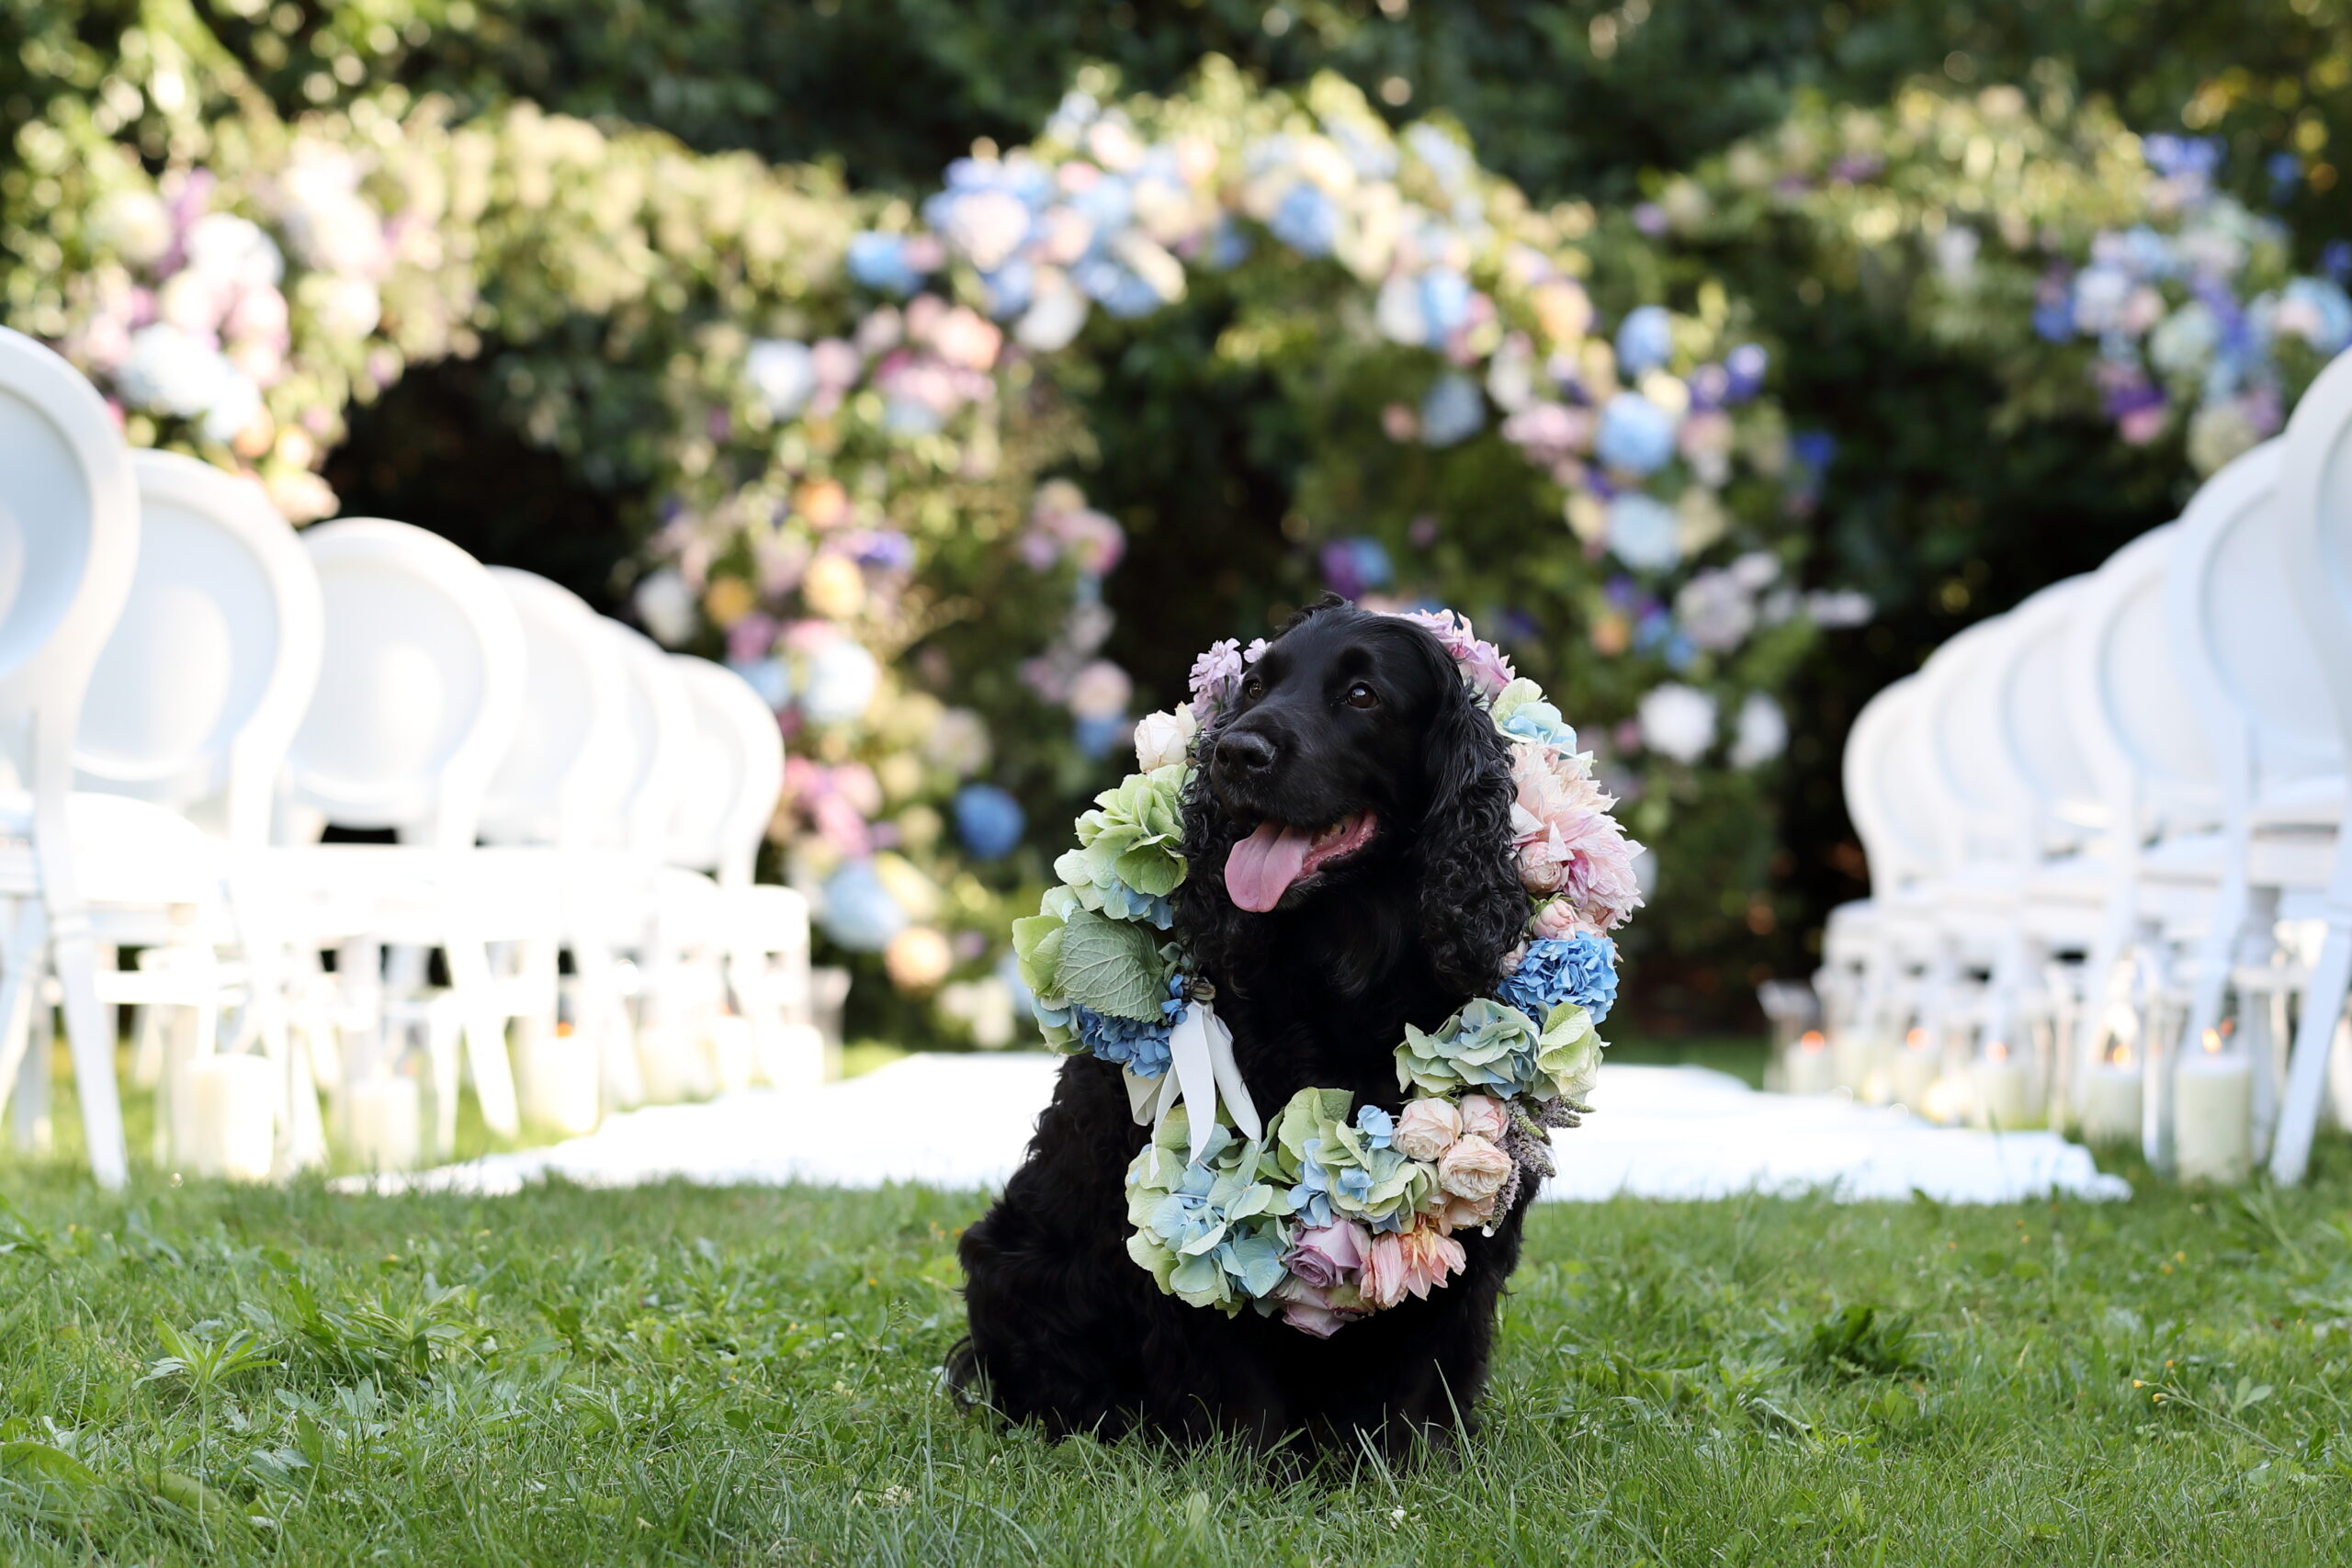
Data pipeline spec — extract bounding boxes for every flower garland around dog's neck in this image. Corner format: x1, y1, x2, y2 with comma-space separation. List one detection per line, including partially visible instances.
1011, 610, 1644, 1337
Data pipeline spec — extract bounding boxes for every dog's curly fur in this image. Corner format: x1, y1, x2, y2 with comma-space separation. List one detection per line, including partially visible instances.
950, 600, 1531, 1454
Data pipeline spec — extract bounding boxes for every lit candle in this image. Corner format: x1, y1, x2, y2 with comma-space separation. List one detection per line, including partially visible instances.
188, 1055, 277, 1182
519, 1024, 602, 1135
2175, 1029, 2253, 1183
1973, 1040, 2030, 1130
1785, 1030, 1838, 1095
345, 1076, 423, 1173
1893, 1027, 1940, 1114
2077, 1043, 2143, 1146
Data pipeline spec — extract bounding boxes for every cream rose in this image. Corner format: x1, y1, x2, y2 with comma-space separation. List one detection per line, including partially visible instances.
1437, 1134, 1512, 1203
1456, 1093, 1510, 1144
1393, 1098, 1463, 1162
1132, 705, 1199, 771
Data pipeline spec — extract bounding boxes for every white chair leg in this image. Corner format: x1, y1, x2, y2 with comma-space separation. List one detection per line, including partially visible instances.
0, 900, 45, 1134
445, 939, 519, 1136
574, 940, 644, 1111
2270, 911, 2352, 1185
51, 919, 129, 1189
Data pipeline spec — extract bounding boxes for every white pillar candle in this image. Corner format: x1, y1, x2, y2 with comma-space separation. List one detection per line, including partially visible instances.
518, 1027, 603, 1135
2175, 1039, 2253, 1184
1972, 1045, 2030, 1130
2077, 1060, 2143, 1146
345, 1076, 423, 1173
188, 1055, 276, 1182
1785, 1032, 1838, 1095
1892, 1041, 1941, 1114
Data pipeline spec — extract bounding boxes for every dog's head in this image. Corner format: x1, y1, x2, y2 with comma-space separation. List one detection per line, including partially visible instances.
1178, 599, 1526, 998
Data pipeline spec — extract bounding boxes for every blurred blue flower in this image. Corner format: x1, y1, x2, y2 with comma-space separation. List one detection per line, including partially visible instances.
1417, 267, 1474, 345
1205, 218, 1254, 271
1319, 536, 1394, 599
1074, 712, 1129, 759
1269, 182, 1339, 257
847, 232, 922, 295
1791, 431, 1838, 474
1607, 493, 1682, 573
820, 860, 907, 952
1595, 391, 1678, 474
1614, 305, 1675, 375
728, 657, 791, 710
1420, 373, 1487, 446
801, 637, 880, 725
980, 259, 1035, 319
953, 784, 1025, 860
1723, 343, 1769, 400
2324, 242, 2352, 286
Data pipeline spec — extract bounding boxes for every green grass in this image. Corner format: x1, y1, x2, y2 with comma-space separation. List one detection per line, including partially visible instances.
3, 1129, 2352, 1565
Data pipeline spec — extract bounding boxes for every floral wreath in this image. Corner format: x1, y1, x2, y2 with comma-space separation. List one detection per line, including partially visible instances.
1012, 610, 1642, 1337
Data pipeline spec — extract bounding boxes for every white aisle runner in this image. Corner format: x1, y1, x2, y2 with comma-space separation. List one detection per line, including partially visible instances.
342, 1053, 2130, 1203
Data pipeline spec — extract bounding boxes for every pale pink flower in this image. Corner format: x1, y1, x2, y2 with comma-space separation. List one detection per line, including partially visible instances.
1509, 744, 1643, 930
1529, 897, 1580, 940
1282, 1221, 1368, 1289
1425, 1190, 1496, 1234
1188, 638, 1245, 719
1437, 1134, 1511, 1203
1362, 1223, 1468, 1309
1361, 1233, 1409, 1310
1456, 1094, 1510, 1144
1272, 1274, 1363, 1337
1393, 1099, 1463, 1162
1394, 609, 1515, 696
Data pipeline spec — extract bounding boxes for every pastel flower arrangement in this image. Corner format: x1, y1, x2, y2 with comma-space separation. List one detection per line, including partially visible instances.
1026, 614, 1638, 1334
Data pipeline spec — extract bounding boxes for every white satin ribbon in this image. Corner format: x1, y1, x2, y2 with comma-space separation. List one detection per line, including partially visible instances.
1122, 998, 1261, 1165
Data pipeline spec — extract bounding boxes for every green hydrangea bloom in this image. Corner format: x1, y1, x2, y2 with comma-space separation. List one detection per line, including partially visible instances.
1054, 762, 1188, 928
1536, 999, 1603, 1103
1124, 1106, 1295, 1313
1009, 886, 1081, 1052
1395, 997, 1604, 1102
1270, 1087, 1433, 1231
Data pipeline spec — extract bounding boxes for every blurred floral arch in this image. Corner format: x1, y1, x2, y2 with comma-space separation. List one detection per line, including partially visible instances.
9, 11, 2346, 1038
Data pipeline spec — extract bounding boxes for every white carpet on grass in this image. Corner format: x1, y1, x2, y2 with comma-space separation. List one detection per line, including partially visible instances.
338, 1052, 2130, 1203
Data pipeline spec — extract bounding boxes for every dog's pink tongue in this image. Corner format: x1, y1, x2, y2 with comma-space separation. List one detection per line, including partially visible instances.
1226, 820, 1315, 912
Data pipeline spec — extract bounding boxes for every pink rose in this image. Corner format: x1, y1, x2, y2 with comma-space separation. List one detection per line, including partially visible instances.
1272, 1271, 1369, 1337
1393, 1099, 1463, 1162
1437, 1134, 1512, 1203
1530, 897, 1581, 940
1456, 1094, 1510, 1144
1282, 1221, 1368, 1291
1361, 1224, 1468, 1308
1425, 1190, 1495, 1234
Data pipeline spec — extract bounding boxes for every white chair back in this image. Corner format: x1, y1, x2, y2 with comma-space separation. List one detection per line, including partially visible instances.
282, 520, 525, 848
602, 620, 695, 858
2166, 440, 2341, 826
0, 328, 141, 811
2278, 354, 2352, 795
1989, 576, 2104, 852
481, 569, 632, 849
1844, 676, 1942, 894
2064, 524, 2219, 842
1917, 613, 2033, 869
665, 656, 786, 888
75, 451, 323, 847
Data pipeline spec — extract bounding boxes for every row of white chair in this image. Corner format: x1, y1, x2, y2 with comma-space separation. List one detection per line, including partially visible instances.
1815, 347, 2352, 1183
0, 326, 817, 1188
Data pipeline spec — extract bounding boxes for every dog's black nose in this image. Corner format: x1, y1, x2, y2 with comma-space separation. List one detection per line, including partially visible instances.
1216, 729, 1277, 773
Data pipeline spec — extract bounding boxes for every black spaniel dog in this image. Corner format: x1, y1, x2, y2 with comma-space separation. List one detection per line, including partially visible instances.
949, 599, 1532, 1454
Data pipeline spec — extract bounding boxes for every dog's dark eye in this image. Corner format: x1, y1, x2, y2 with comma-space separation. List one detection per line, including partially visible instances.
1242, 674, 1265, 701
1343, 682, 1379, 710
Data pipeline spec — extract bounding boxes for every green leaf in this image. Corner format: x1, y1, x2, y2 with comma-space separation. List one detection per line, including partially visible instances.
0, 1441, 98, 1495
1053, 907, 1166, 1022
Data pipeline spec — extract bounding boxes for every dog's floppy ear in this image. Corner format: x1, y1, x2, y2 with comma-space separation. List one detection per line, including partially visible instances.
1416, 670, 1529, 997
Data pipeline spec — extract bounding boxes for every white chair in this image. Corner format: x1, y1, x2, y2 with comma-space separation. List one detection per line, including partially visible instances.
275, 519, 535, 1150
594, 619, 694, 1104
0, 326, 141, 1186
478, 568, 635, 1133
66, 450, 327, 1177
2272, 351, 2352, 1183
2162, 439, 2342, 1169
667, 655, 818, 1092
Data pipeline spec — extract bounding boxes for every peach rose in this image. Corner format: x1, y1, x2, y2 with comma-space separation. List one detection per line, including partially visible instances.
1394, 1098, 1464, 1162
1456, 1094, 1510, 1144
1437, 1134, 1512, 1203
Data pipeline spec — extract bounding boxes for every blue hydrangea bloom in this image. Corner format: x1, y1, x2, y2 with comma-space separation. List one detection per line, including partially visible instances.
846, 232, 922, 296
1420, 373, 1487, 447
1354, 1104, 1396, 1151
1269, 182, 1339, 257
1724, 343, 1769, 401
818, 859, 907, 952
1614, 304, 1675, 375
1073, 712, 1130, 761
1417, 267, 1474, 345
1075, 972, 1187, 1078
1595, 391, 1678, 474
1496, 933, 1618, 1025
952, 784, 1025, 860
1498, 695, 1577, 753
